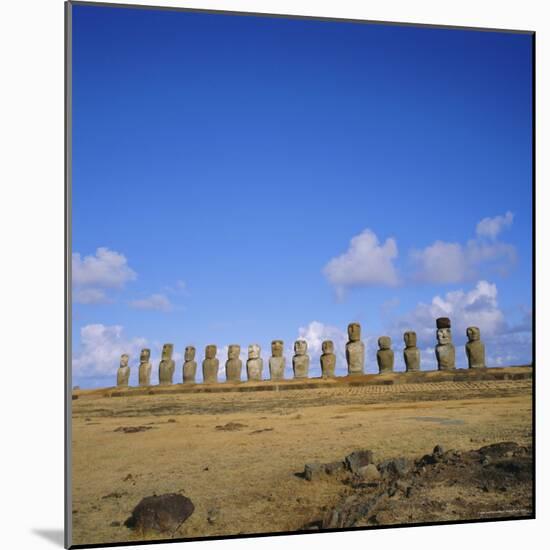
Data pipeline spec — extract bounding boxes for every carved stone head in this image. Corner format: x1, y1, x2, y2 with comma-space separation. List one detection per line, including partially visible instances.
205, 344, 217, 359
248, 344, 261, 359
161, 343, 174, 360
294, 340, 308, 355
437, 328, 452, 345
271, 340, 284, 357
140, 348, 150, 362
404, 331, 417, 348
322, 340, 334, 354
348, 322, 361, 342
120, 354, 129, 367
184, 346, 196, 361
228, 344, 240, 360
466, 326, 480, 342
378, 336, 391, 350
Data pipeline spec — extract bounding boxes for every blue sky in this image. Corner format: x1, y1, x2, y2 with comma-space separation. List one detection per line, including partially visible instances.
71, 4, 533, 388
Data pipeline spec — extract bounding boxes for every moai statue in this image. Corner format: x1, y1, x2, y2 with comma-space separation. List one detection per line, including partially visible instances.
117, 354, 130, 387
403, 331, 421, 372
377, 336, 394, 374
158, 343, 175, 385
202, 345, 219, 384
269, 340, 285, 380
183, 346, 197, 383
320, 340, 336, 378
225, 344, 242, 382
246, 344, 263, 381
292, 340, 310, 379
466, 326, 486, 369
138, 348, 152, 386
435, 318, 455, 371
346, 322, 365, 375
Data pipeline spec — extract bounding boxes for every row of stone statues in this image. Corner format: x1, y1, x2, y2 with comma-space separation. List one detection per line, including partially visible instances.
116, 318, 486, 387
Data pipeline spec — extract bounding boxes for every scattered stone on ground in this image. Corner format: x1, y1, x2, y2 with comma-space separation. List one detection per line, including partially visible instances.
124, 493, 195, 535
114, 426, 155, 434
215, 422, 248, 431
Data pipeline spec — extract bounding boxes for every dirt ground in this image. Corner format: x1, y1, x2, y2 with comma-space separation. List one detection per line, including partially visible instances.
70, 377, 533, 546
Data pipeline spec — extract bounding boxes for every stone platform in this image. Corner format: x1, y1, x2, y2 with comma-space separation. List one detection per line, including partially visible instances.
72, 365, 532, 401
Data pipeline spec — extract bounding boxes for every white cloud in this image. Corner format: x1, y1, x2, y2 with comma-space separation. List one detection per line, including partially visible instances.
386, 280, 531, 369
323, 229, 399, 296
476, 211, 514, 240
129, 293, 173, 312
72, 324, 147, 379
411, 213, 516, 284
72, 247, 136, 304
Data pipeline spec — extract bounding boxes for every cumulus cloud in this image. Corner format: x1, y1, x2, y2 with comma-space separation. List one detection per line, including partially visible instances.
410, 213, 516, 284
72, 247, 136, 304
476, 211, 514, 240
323, 229, 399, 296
386, 280, 531, 369
72, 324, 147, 379
129, 293, 173, 312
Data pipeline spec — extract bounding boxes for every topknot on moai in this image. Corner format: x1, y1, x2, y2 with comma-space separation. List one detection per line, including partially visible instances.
225, 345, 242, 383
346, 322, 365, 376
292, 340, 310, 379
138, 348, 152, 386
158, 343, 175, 385
202, 344, 219, 384
183, 346, 197, 383
466, 326, 486, 369
117, 353, 130, 387
246, 344, 263, 381
377, 336, 394, 374
435, 318, 455, 371
269, 340, 285, 381
320, 340, 336, 378
403, 331, 420, 372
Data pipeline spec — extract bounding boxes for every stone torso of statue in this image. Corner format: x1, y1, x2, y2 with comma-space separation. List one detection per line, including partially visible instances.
158, 344, 176, 385
117, 354, 130, 387
138, 348, 152, 386
435, 318, 455, 371
183, 346, 197, 383
292, 340, 310, 379
202, 345, 219, 384
403, 331, 421, 372
377, 336, 394, 374
346, 322, 365, 375
269, 340, 285, 380
320, 340, 336, 378
466, 327, 486, 369
225, 345, 242, 382
246, 344, 263, 381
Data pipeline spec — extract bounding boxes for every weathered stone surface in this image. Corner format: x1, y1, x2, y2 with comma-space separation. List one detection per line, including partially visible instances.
269, 340, 285, 380
158, 344, 175, 385
246, 344, 263, 381
138, 348, 152, 386
293, 340, 310, 379
466, 326, 486, 369
358, 463, 381, 481
225, 344, 242, 382
117, 354, 130, 387
320, 340, 336, 378
346, 322, 364, 375
183, 346, 197, 383
435, 318, 455, 371
377, 336, 394, 374
325, 461, 345, 475
202, 345, 219, 384
304, 463, 325, 481
403, 331, 421, 372
124, 493, 194, 534
379, 457, 412, 478
345, 450, 374, 473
